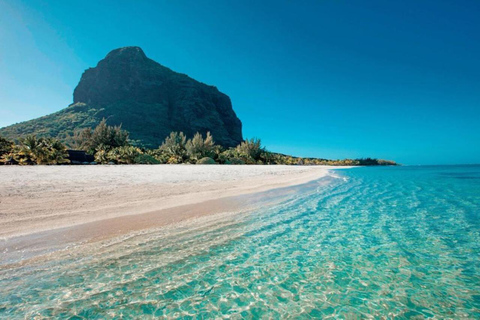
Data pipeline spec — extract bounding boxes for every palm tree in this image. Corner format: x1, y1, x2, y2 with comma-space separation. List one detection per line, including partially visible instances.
46, 138, 71, 165
0, 136, 14, 165
16, 135, 69, 165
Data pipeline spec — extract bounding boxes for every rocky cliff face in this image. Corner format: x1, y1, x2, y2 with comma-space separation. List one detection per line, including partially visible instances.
0, 47, 243, 148
73, 46, 243, 147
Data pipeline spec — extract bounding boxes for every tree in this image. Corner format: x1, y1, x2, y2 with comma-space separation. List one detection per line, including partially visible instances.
46, 138, 71, 165
70, 118, 129, 154
185, 132, 216, 162
11, 135, 70, 165
160, 132, 187, 159
0, 136, 15, 165
235, 138, 264, 164
0, 136, 13, 156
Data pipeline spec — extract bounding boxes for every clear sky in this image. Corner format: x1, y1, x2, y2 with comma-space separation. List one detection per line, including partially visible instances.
1, 0, 479, 165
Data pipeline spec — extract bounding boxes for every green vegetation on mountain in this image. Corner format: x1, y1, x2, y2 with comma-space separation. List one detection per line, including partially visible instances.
0, 102, 99, 144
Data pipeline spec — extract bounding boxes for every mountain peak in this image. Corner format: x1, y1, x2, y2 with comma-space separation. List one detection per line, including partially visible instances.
104, 46, 147, 62
0, 47, 243, 148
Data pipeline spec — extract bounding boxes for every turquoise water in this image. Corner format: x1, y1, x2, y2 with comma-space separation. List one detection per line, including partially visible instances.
1, 165, 480, 318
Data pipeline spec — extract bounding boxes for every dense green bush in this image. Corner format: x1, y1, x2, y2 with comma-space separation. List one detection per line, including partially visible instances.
217, 148, 237, 164
160, 132, 187, 158
94, 149, 109, 164
196, 157, 216, 164
146, 149, 169, 164
71, 118, 129, 154
235, 138, 263, 164
186, 132, 216, 161
94, 146, 143, 164
228, 157, 245, 165
109, 146, 143, 164
134, 154, 161, 164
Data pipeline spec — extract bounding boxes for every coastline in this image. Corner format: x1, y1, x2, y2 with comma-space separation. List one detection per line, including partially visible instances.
0, 165, 348, 240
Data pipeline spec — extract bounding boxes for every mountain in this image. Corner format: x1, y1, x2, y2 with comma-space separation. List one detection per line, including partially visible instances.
0, 47, 243, 148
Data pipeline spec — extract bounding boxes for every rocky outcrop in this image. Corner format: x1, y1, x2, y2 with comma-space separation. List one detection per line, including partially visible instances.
73, 46, 243, 148
0, 47, 243, 148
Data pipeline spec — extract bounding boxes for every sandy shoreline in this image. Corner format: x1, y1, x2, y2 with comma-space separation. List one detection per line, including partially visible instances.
0, 165, 344, 240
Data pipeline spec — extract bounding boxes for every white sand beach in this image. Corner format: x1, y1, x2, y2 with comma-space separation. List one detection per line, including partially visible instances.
0, 165, 341, 239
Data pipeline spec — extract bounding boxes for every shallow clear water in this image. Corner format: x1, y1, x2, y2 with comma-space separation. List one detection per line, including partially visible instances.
1, 165, 480, 318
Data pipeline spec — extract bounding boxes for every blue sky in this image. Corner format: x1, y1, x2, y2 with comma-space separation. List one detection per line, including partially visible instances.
1, 0, 479, 165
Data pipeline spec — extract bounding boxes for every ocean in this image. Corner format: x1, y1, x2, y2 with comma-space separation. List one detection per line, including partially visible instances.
1, 165, 479, 318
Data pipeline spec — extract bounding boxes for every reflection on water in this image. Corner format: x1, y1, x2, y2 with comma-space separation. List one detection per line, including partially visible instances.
1, 166, 479, 318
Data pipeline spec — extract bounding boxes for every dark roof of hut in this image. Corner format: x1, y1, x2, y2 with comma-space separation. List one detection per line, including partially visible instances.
67, 150, 94, 163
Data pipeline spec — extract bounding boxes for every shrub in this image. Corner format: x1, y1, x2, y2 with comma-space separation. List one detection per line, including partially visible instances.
229, 157, 245, 165
94, 146, 143, 164
217, 148, 238, 164
94, 149, 109, 164
146, 149, 169, 164
134, 154, 161, 164
196, 157, 216, 164
260, 151, 275, 165
107, 146, 143, 164
167, 155, 183, 164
